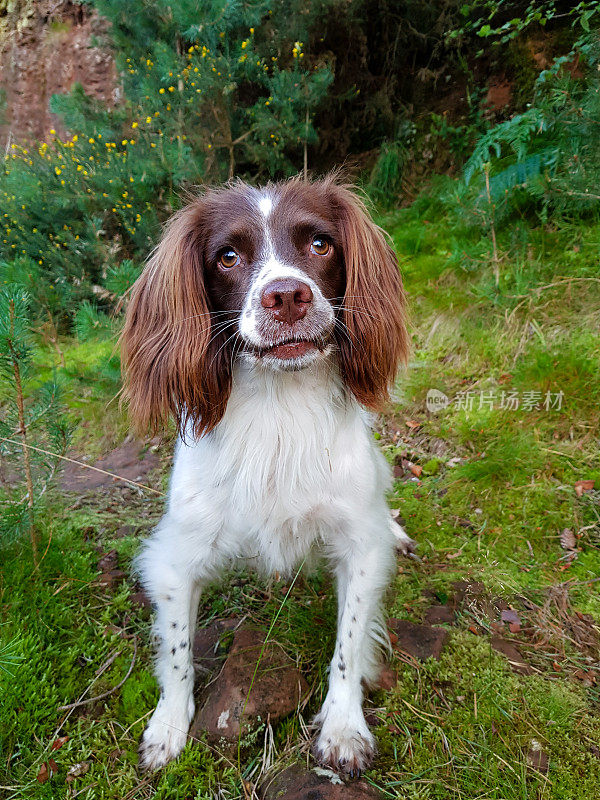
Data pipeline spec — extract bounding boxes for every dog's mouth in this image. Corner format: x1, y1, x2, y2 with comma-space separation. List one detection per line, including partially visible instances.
253, 337, 327, 361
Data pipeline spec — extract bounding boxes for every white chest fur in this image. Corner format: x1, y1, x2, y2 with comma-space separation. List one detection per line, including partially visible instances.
166, 360, 390, 574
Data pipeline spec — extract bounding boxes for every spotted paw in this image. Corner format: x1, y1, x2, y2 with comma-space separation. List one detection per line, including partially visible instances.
312, 715, 376, 777
139, 708, 191, 771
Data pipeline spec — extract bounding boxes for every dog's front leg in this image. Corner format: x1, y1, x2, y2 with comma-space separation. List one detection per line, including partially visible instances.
313, 528, 394, 777
138, 539, 203, 771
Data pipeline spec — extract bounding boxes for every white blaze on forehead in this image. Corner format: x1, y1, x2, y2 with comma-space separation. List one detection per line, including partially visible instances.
258, 195, 273, 218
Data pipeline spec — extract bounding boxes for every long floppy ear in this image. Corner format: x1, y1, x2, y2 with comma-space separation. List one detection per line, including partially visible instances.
121, 200, 232, 438
330, 183, 409, 409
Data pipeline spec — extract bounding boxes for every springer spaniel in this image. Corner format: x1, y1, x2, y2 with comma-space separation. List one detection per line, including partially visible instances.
122, 176, 413, 776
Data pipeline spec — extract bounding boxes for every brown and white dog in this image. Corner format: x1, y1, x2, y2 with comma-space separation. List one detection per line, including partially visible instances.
122, 176, 413, 776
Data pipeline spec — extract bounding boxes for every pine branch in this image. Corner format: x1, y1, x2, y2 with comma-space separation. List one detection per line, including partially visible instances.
7, 299, 38, 569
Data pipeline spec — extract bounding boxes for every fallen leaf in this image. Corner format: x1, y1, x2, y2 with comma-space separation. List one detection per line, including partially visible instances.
409, 463, 423, 478
36, 759, 58, 783
66, 762, 90, 782
509, 622, 521, 634
560, 528, 577, 550
51, 735, 68, 751
501, 609, 521, 627
36, 764, 49, 784
526, 740, 549, 774
573, 669, 596, 687
468, 624, 479, 635
405, 419, 421, 429
575, 480, 595, 497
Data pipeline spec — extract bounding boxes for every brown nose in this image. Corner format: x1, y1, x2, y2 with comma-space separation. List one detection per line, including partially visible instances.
260, 279, 313, 324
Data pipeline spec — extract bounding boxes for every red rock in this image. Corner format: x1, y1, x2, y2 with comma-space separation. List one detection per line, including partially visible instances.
0, 2, 117, 146
97, 549, 119, 572
130, 588, 152, 609
262, 765, 384, 799
388, 619, 449, 661
375, 664, 397, 691
193, 618, 240, 674
424, 605, 455, 625
190, 627, 309, 742
490, 635, 533, 675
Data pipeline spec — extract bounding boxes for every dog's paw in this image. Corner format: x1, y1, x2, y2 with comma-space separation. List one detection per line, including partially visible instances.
312, 715, 376, 777
139, 710, 190, 771
389, 517, 417, 557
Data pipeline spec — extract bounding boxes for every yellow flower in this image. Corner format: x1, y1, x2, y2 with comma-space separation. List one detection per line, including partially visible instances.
50, 129, 56, 134
132, 121, 138, 129
72, 134, 78, 142
250, 27, 254, 34
150, 142, 157, 148
122, 139, 128, 145
146, 116, 152, 123
241, 40, 247, 49
130, 176, 134, 182
168, 86, 174, 92
55, 167, 62, 175
159, 87, 165, 94
88, 137, 95, 144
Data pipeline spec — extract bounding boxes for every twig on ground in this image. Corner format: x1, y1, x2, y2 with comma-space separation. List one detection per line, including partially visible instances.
58, 638, 137, 711
0, 436, 163, 495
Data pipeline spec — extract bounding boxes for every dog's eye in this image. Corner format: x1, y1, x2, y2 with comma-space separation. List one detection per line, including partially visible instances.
310, 237, 330, 256
219, 249, 240, 269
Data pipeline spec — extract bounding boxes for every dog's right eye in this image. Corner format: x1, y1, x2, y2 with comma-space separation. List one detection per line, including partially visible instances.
219, 249, 240, 269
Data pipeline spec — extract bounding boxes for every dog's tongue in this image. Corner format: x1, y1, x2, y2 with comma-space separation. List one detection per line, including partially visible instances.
268, 341, 317, 360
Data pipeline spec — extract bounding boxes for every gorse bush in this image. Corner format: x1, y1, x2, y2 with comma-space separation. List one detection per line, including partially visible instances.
1, 0, 334, 330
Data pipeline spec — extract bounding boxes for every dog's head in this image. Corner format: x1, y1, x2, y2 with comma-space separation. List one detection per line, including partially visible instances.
122, 176, 409, 436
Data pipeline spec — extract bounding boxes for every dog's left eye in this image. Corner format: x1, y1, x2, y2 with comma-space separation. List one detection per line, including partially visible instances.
310, 237, 330, 256
219, 249, 240, 269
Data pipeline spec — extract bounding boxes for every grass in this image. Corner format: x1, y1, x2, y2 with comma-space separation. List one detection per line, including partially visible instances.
1, 188, 600, 798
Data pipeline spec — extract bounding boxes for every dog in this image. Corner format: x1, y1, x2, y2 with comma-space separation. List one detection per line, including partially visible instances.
121, 175, 413, 775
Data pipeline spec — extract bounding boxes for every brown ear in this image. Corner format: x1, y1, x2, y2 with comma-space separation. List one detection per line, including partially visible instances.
121, 200, 232, 438
329, 183, 409, 409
